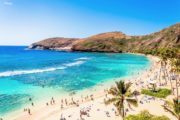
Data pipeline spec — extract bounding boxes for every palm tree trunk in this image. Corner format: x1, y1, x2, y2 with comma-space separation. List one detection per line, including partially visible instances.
170, 77, 174, 95
168, 70, 174, 95
159, 68, 162, 85
162, 62, 168, 85
122, 96, 125, 119
175, 75, 179, 99
122, 107, 125, 119
163, 68, 167, 85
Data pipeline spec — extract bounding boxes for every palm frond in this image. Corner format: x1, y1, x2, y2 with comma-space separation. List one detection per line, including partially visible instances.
116, 81, 126, 95
125, 82, 132, 91
173, 99, 180, 116
125, 90, 133, 97
105, 97, 118, 105
165, 100, 174, 108
108, 87, 118, 95
115, 100, 124, 117
126, 98, 138, 107
162, 105, 179, 119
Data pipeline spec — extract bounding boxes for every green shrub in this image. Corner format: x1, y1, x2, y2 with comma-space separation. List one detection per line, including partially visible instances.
125, 110, 170, 120
141, 88, 171, 98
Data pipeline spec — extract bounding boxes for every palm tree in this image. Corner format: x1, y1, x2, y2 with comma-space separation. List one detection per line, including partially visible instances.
160, 48, 177, 85
160, 49, 179, 97
171, 58, 180, 99
105, 81, 138, 119
163, 99, 180, 120
169, 70, 175, 95
161, 57, 168, 84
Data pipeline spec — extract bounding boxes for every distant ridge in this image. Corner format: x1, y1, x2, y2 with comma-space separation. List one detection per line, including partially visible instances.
29, 23, 180, 52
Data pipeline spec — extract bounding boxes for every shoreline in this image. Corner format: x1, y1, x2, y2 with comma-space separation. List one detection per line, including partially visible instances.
2, 54, 169, 120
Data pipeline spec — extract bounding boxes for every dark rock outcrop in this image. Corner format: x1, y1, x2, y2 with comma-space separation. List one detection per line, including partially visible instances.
29, 37, 79, 51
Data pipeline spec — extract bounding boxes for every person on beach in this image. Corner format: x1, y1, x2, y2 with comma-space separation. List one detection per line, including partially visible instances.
61, 99, 63, 104
80, 110, 83, 120
90, 94, 94, 101
46, 102, 49, 106
29, 98, 32, 101
105, 93, 108, 98
65, 99, 68, 105
28, 108, 31, 115
60, 114, 66, 120
24, 108, 27, 112
61, 104, 63, 109
51, 97, 55, 104
71, 97, 74, 102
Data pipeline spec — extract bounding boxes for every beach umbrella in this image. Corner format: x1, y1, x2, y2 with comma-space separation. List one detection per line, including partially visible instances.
147, 79, 157, 84
147, 79, 157, 91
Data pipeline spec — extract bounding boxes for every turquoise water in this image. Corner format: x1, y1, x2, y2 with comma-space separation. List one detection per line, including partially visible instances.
0, 46, 150, 116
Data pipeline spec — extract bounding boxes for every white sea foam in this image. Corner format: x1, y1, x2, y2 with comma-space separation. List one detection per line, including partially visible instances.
0, 60, 86, 77
0, 67, 66, 77
75, 57, 91, 61
64, 60, 85, 67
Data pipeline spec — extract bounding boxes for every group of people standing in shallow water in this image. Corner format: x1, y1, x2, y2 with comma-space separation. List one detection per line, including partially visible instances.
46, 97, 55, 106
23, 97, 34, 115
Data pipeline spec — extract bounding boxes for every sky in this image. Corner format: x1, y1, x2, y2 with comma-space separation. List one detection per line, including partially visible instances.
0, 0, 180, 45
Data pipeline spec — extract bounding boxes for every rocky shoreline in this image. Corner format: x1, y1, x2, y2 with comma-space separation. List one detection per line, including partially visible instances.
28, 37, 79, 51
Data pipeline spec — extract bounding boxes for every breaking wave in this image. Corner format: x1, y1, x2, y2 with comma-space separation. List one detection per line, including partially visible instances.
64, 60, 85, 67
0, 60, 86, 77
75, 57, 91, 61
0, 67, 66, 77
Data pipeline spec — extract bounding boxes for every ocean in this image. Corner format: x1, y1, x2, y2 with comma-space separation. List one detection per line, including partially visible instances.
0, 46, 150, 116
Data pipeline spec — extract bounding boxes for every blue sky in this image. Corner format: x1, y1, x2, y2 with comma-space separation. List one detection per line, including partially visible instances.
0, 0, 179, 45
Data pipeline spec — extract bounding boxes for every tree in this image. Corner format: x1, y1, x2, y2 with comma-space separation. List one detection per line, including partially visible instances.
105, 81, 138, 118
162, 99, 180, 120
171, 58, 180, 99
159, 49, 179, 96
159, 50, 168, 85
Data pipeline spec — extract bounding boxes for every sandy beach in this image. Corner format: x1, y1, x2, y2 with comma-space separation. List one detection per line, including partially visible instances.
2, 55, 178, 120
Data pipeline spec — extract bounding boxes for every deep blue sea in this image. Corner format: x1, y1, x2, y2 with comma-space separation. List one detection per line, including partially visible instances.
0, 46, 150, 116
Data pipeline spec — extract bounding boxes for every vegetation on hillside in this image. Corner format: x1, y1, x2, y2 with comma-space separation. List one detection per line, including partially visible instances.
136, 47, 179, 60
72, 23, 180, 52
73, 38, 129, 52
137, 47, 180, 72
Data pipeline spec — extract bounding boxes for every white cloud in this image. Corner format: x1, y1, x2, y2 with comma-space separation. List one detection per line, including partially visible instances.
3, 1, 13, 6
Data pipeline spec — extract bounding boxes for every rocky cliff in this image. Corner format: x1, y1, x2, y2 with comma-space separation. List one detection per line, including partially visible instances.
29, 37, 79, 51
30, 23, 180, 52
